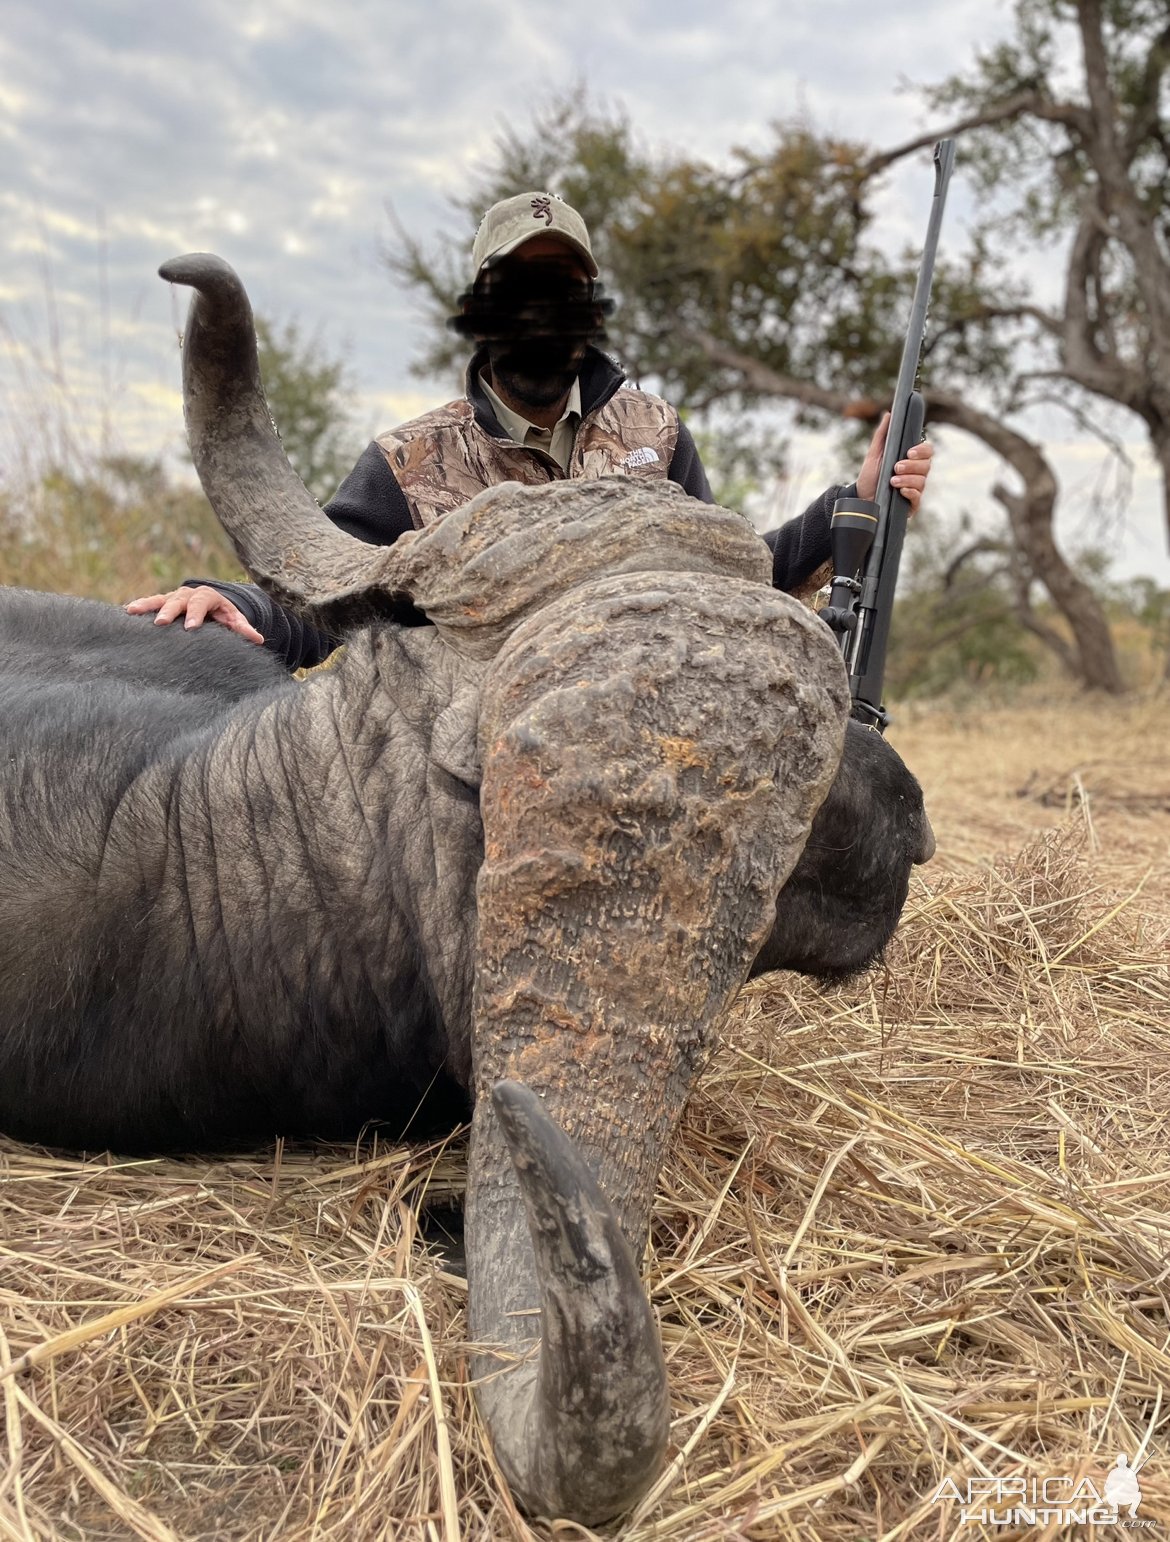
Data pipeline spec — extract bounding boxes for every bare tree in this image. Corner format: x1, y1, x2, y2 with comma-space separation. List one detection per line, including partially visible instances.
876, 0, 1170, 548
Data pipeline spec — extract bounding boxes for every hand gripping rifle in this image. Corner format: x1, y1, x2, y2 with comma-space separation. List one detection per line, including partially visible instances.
821, 139, 956, 731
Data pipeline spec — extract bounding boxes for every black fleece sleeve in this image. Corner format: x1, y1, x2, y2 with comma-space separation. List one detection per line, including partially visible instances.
320, 441, 417, 544
177, 579, 341, 671
667, 421, 714, 503
182, 443, 418, 670
762, 482, 856, 593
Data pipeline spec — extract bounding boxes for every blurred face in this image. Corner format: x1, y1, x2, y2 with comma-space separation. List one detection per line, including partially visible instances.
471, 238, 601, 409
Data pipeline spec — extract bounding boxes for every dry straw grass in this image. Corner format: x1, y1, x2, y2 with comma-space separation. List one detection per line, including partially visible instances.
2, 697, 1168, 1540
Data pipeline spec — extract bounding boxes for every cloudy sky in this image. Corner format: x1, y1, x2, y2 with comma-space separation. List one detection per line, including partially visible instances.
2, 0, 1166, 584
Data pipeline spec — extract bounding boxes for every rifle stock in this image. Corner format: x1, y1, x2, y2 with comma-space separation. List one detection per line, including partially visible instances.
822, 138, 956, 731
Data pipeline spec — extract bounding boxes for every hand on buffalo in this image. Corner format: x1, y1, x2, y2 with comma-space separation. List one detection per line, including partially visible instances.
855, 412, 933, 513
124, 586, 265, 645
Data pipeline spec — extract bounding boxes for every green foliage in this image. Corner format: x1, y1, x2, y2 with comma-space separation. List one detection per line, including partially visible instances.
392, 94, 1023, 420
687, 420, 789, 513
1130, 575, 1170, 629
386, 91, 654, 383
1111, 573, 1170, 661
254, 315, 357, 505
886, 530, 1170, 699
0, 457, 241, 603
885, 525, 1043, 699
0, 308, 358, 603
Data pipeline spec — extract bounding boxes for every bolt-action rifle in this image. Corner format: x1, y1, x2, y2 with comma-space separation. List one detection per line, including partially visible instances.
821, 139, 956, 731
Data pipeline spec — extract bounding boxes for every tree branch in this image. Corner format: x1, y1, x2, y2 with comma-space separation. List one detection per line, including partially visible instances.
944, 537, 1010, 587
931, 301, 1063, 339
1075, 0, 1170, 361
1006, 572, 1081, 678
1123, 19, 1170, 162
689, 333, 868, 418
1012, 382, 1137, 480
1059, 198, 1152, 411
862, 92, 1091, 178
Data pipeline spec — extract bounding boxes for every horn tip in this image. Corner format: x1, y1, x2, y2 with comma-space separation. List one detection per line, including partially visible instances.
491, 1079, 599, 1215
491, 1077, 539, 1121
491, 1079, 560, 1170
158, 252, 239, 290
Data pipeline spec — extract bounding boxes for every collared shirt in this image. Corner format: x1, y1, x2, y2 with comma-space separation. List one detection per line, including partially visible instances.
478, 372, 582, 473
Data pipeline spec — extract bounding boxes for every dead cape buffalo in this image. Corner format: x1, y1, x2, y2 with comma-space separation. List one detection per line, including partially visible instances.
0, 255, 934, 1525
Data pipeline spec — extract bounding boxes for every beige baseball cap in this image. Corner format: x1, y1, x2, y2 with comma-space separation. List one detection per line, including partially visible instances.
471, 192, 599, 279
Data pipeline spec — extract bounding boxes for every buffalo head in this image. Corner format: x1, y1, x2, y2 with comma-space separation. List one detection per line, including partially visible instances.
157, 254, 932, 1523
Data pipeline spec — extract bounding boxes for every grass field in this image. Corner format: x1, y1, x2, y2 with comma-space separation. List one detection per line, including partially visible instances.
2, 690, 1167, 1540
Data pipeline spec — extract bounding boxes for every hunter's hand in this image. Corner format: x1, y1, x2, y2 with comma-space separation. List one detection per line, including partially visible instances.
855, 412, 933, 512
125, 586, 265, 645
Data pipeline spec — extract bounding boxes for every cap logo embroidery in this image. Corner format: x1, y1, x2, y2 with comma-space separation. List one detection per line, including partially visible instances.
530, 195, 553, 226
621, 447, 660, 468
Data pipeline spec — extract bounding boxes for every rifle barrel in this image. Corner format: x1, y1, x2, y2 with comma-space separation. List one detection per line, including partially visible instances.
840, 137, 956, 727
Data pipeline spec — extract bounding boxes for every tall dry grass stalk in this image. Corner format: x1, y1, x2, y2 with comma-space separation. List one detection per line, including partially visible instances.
2, 696, 1168, 1540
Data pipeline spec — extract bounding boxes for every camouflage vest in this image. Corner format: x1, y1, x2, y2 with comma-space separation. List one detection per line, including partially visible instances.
373, 387, 680, 530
